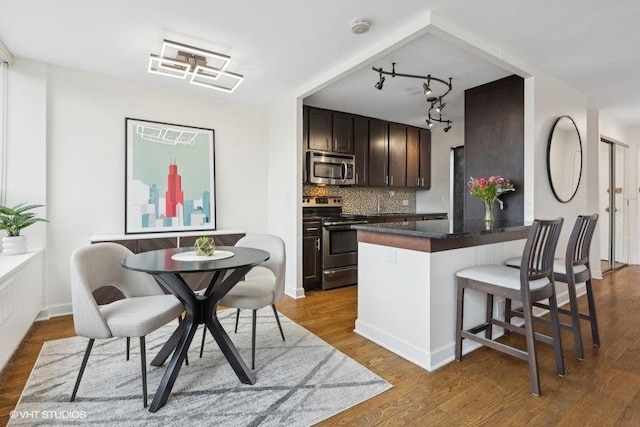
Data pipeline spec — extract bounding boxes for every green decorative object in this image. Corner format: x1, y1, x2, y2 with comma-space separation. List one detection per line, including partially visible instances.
194, 236, 216, 256
0, 203, 48, 236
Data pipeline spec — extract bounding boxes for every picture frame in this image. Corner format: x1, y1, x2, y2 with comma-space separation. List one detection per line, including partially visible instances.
125, 118, 216, 234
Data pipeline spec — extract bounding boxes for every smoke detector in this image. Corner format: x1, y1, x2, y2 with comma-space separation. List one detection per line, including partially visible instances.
351, 19, 370, 34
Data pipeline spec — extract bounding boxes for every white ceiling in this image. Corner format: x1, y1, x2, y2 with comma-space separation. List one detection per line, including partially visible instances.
1, 0, 639, 126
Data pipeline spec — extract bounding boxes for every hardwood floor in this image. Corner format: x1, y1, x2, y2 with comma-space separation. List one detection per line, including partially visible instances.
2, 266, 640, 425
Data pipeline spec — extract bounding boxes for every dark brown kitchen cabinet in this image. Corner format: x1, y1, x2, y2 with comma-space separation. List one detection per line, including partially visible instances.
368, 118, 388, 186
419, 128, 431, 189
303, 220, 321, 290
306, 107, 354, 154
406, 127, 420, 188
388, 123, 407, 187
303, 105, 431, 189
332, 112, 354, 154
353, 116, 369, 185
308, 107, 333, 152
406, 127, 431, 189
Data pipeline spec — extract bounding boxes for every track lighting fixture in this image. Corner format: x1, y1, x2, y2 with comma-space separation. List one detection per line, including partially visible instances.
372, 63, 453, 131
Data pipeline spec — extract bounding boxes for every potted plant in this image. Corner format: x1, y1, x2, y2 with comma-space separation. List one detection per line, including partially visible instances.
0, 203, 48, 255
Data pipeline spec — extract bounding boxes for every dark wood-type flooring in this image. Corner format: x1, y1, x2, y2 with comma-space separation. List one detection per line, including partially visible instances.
2, 266, 640, 425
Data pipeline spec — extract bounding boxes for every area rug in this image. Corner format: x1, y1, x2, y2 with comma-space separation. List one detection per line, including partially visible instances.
9, 308, 391, 426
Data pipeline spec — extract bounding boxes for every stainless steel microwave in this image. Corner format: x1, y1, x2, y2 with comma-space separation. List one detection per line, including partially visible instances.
307, 151, 355, 185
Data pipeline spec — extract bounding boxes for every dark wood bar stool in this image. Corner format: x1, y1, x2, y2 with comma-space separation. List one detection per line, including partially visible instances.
505, 214, 599, 360
455, 218, 565, 396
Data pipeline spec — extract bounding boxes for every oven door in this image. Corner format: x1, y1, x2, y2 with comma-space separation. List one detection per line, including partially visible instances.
322, 222, 363, 269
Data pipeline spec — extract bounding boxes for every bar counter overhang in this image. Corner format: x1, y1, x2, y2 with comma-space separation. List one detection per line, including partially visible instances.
353, 219, 531, 371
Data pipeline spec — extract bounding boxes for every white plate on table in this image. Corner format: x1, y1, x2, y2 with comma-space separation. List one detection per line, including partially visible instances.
171, 250, 234, 262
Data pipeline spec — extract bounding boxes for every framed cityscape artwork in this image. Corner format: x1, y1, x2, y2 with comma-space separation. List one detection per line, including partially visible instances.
125, 118, 216, 234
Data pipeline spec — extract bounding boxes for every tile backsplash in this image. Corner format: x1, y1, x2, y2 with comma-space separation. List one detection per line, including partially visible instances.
303, 185, 416, 215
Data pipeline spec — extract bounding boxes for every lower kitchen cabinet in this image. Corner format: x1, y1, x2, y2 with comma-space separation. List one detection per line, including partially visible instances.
302, 220, 321, 290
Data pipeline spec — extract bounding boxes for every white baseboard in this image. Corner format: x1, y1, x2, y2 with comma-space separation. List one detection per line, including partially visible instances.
38, 303, 72, 320
285, 284, 306, 299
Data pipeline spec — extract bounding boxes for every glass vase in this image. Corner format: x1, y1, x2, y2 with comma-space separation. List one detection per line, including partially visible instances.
483, 200, 494, 222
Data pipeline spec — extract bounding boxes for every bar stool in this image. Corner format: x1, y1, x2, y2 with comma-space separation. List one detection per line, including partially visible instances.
505, 214, 599, 360
455, 218, 564, 396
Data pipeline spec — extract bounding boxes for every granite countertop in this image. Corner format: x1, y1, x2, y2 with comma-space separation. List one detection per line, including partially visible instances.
360, 212, 447, 218
353, 219, 531, 239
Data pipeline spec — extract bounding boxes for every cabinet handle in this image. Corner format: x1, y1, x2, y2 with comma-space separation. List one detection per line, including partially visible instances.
306, 227, 318, 231
390, 175, 394, 186
384, 176, 388, 185
416, 178, 420, 186
421, 177, 425, 187
316, 238, 320, 251
327, 137, 330, 149
355, 172, 359, 184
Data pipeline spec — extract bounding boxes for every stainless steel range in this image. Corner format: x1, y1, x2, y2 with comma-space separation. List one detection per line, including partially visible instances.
302, 196, 367, 290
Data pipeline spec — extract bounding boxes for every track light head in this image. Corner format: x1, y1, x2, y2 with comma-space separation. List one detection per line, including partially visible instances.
435, 102, 445, 113
444, 125, 451, 133
375, 73, 385, 90
423, 82, 431, 96
426, 119, 433, 128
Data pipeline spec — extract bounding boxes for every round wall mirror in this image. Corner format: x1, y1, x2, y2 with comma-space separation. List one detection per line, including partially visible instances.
547, 116, 582, 203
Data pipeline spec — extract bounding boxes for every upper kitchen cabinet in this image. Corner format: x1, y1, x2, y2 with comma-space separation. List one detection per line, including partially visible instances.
388, 123, 407, 187
368, 118, 388, 186
303, 105, 431, 189
306, 106, 354, 154
407, 127, 431, 189
407, 127, 419, 188
353, 116, 369, 186
332, 112, 354, 154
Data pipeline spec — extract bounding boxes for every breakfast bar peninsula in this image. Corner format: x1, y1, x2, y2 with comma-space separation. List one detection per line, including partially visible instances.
353, 219, 530, 371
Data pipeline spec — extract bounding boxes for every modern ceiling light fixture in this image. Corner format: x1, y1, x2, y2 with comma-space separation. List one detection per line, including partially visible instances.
372, 62, 453, 131
148, 39, 244, 93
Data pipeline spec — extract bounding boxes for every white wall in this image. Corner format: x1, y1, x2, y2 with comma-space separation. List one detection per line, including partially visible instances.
416, 122, 464, 215
266, 95, 301, 298
7, 60, 270, 315
531, 73, 588, 255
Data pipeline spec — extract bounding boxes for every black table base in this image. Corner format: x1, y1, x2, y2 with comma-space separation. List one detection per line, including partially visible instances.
148, 266, 257, 412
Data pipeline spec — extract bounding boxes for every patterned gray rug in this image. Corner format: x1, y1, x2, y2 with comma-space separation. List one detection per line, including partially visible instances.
9, 308, 390, 426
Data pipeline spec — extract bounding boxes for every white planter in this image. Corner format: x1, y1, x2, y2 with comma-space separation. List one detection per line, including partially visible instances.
3, 235, 27, 255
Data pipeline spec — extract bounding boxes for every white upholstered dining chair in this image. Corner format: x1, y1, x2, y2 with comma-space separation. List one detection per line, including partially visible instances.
199, 234, 286, 369
69, 242, 184, 407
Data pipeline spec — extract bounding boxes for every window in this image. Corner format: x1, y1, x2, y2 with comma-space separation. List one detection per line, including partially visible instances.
0, 61, 6, 204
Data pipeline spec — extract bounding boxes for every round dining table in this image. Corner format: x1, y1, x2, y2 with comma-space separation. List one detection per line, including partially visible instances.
121, 246, 270, 413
